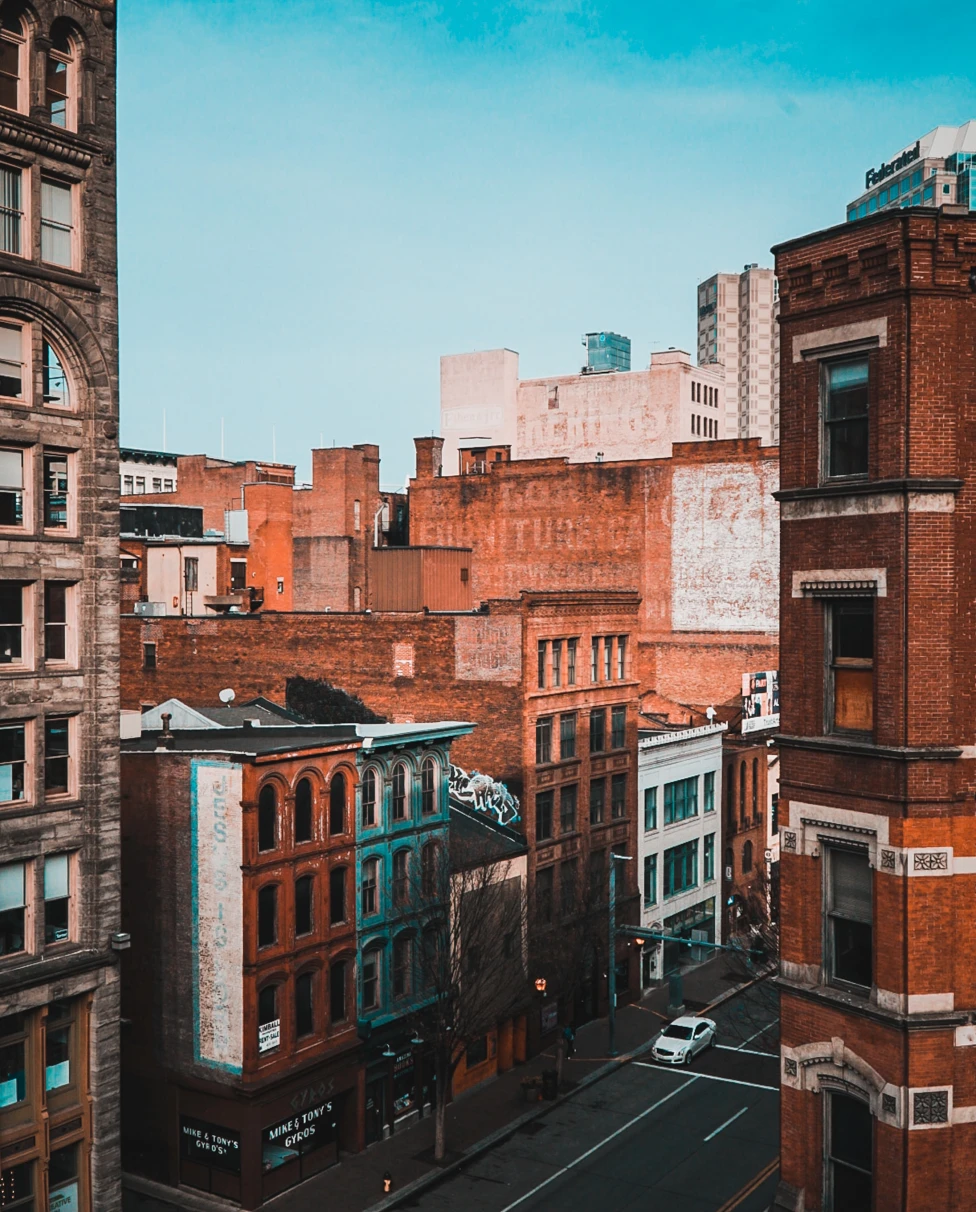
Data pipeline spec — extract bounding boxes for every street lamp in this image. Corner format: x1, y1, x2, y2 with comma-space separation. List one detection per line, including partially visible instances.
534, 977, 547, 995
608, 852, 633, 1057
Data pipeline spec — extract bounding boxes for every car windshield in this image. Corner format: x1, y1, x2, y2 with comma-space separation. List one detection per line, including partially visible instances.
662, 1025, 694, 1040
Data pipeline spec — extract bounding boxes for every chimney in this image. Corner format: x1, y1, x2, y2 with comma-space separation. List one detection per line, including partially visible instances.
414, 437, 444, 481
157, 712, 175, 750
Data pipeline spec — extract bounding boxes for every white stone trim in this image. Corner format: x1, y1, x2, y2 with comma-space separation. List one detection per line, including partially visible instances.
791, 568, 887, 598
788, 801, 888, 864
781, 1037, 903, 1127
953, 855, 976, 874
782, 493, 954, 521
908, 992, 954, 1013
792, 318, 888, 363
955, 1025, 976, 1048
952, 1104, 976, 1123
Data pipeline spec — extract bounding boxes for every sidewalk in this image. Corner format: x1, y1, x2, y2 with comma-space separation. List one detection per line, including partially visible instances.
123, 953, 768, 1212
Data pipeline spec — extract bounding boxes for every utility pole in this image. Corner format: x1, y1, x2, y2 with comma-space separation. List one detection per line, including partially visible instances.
608, 853, 632, 1057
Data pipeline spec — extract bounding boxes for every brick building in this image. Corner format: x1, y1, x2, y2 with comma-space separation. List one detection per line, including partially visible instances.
0, 3, 120, 1210
773, 207, 976, 1210
721, 732, 768, 939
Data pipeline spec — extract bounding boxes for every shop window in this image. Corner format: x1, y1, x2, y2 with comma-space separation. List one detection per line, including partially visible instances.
44, 582, 70, 662
0, 581, 23, 664
328, 866, 346, 925
589, 708, 606, 753
0, 165, 21, 255
391, 762, 408, 820
589, 777, 605, 825
610, 705, 626, 749
0, 862, 25, 956
257, 885, 277, 949
45, 1001, 73, 1092
361, 948, 381, 1011
329, 771, 346, 835
827, 1092, 873, 1209
295, 972, 314, 1038
294, 778, 313, 844
664, 776, 698, 824
828, 601, 874, 735
257, 984, 279, 1054
0, 1160, 32, 1209
0, 448, 23, 526
393, 934, 411, 998
295, 874, 313, 937
48, 1141, 80, 1211
0, 1012, 26, 1107
361, 767, 377, 827
40, 178, 73, 268
44, 716, 70, 796
559, 712, 576, 759
42, 340, 70, 408
329, 960, 347, 1023
611, 773, 627, 819
361, 858, 378, 917
644, 786, 657, 831
567, 637, 577, 685
535, 716, 552, 765
44, 853, 70, 944
258, 784, 277, 851
421, 756, 437, 815
0, 8, 25, 112
535, 866, 553, 925
535, 790, 553, 842
559, 783, 577, 833
827, 847, 872, 990
392, 849, 409, 906
43, 454, 68, 529
823, 358, 869, 479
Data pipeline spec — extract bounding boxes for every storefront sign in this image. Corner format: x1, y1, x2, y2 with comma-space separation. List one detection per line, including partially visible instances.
180, 1115, 242, 1174
258, 1019, 280, 1054
262, 1101, 336, 1172
191, 760, 244, 1074
540, 1003, 558, 1034
742, 670, 780, 734
49, 1183, 78, 1212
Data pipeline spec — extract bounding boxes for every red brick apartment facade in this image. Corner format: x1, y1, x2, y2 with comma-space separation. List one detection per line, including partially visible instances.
722, 734, 768, 937
773, 208, 976, 1211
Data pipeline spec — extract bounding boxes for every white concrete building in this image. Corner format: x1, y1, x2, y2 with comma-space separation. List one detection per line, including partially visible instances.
119, 446, 179, 495
439, 347, 726, 476
637, 723, 726, 990
697, 265, 779, 446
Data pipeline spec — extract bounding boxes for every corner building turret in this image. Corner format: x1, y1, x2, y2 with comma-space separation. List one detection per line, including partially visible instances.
772, 208, 976, 1211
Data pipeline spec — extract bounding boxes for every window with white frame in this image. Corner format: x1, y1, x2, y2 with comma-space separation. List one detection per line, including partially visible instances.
44, 582, 70, 663
826, 846, 873, 990
40, 178, 73, 268
0, 320, 23, 397
46, 24, 75, 129
0, 447, 23, 526
42, 339, 70, 408
0, 9, 24, 112
43, 453, 69, 530
43, 853, 70, 944
0, 861, 26, 956
44, 717, 70, 797
0, 722, 25, 802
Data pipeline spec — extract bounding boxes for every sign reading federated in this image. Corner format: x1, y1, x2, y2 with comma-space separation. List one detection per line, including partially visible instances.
864, 141, 920, 190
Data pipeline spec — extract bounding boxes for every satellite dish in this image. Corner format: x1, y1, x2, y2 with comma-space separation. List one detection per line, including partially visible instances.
218, 688, 236, 704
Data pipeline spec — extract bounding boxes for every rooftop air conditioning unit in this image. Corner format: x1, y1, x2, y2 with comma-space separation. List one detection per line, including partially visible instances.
134, 601, 167, 617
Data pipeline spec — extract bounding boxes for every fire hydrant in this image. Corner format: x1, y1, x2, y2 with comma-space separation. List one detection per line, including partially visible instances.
383, 1171, 393, 1194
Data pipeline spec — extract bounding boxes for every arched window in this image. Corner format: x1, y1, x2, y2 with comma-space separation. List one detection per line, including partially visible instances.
329, 959, 347, 1023
46, 22, 75, 129
258, 784, 277, 851
295, 971, 314, 1038
752, 758, 759, 819
329, 772, 346, 836
392, 763, 408, 820
361, 946, 381, 1011
739, 763, 746, 823
257, 884, 277, 948
421, 841, 438, 899
329, 866, 346, 926
295, 874, 313, 937
361, 767, 377, 827
392, 849, 409, 906
361, 858, 379, 917
42, 338, 70, 408
257, 983, 279, 1054
294, 777, 313, 844
0, 7, 25, 113
421, 757, 437, 815
742, 841, 753, 874
393, 934, 412, 998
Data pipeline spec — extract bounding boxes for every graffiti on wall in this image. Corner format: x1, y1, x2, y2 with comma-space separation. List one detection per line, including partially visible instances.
450, 763, 520, 827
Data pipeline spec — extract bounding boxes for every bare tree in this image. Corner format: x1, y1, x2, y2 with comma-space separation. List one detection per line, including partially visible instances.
409, 823, 530, 1161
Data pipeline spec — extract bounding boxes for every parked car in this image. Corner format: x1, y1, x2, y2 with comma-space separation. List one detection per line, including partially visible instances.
650, 1016, 717, 1065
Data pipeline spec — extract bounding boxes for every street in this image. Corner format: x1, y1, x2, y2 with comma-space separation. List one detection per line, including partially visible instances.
401, 982, 780, 1212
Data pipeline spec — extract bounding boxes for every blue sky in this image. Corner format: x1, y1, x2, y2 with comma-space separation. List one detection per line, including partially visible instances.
118, 1, 975, 484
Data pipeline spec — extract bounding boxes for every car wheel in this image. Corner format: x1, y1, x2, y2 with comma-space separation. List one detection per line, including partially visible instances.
684, 1051, 692, 1065
708, 1035, 715, 1049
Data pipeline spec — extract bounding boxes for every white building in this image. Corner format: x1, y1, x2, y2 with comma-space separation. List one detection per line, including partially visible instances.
119, 446, 179, 495
439, 346, 726, 476
846, 122, 976, 221
637, 723, 726, 990
697, 265, 780, 446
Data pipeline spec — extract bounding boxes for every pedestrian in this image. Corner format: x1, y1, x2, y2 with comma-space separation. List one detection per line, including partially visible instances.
383, 1170, 393, 1194
562, 1024, 575, 1059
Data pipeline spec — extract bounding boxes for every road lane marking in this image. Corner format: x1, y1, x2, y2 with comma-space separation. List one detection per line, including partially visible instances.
714, 1156, 779, 1212
737, 1018, 780, 1049
715, 1044, 778, 1058
634, 1062, 778, 1093
497, 1074, 698, 1211
703, 1105, 749, 1142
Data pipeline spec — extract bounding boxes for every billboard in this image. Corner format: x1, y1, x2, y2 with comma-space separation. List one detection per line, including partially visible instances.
191, 759, 244, 1073
742, 670, 780, 734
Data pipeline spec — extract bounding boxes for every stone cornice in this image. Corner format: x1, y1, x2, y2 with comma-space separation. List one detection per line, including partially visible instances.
776, 734, 962, 762
0, 111, 103, 168
775, 477, 963, 503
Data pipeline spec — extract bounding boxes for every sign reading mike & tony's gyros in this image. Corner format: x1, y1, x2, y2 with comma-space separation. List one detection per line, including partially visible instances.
179, 1115, 242, 1174
261, 1101, 338, 1172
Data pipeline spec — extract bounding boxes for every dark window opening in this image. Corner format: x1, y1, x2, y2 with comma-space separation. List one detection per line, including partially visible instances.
329, 961, 347, 1022
536, 866, 553, 924
824, 358, 869, 479
611, 773, 627, 819
829, 601, 874, 735
329, 866, 346, 925
560, 712, 576, 760
610, 705, 626, 749
589, 708, 606, 753
295, 777, 313, 843
827, 1092, 873, 1211
559, 783, 577, 833
44, 582, 68, 662
589, 777, 605, 825
329, 771, 346, 835
535, 716, 552, 765
295, 874, 313, 936
44, 716, 69, 795
257, 885, 277, 948
828, 847, 872, 990
535, 790, 553, 842
258, 784, 277, 851
295, 972, 314, 1038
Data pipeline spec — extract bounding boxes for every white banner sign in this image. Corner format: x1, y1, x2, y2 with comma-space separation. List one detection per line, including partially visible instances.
258, 1019, 280, 1054
192, 760, 243, 1073
742, 670, 780, 734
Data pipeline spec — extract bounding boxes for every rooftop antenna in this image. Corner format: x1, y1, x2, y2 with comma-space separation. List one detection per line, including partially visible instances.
218, 688, 235, 704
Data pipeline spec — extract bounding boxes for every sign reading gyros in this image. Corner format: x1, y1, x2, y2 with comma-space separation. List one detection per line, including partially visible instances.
262, 1101, 338, 1172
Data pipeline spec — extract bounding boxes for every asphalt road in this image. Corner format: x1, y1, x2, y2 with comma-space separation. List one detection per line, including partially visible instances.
402, 982, 780, 1212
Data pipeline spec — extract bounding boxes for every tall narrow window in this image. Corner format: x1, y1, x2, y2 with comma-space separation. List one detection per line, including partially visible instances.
0, 581, 22, 664
361, 767, 377, 826
827, 847, 872, 989
0, 165, 21, 254
829, 601, 874, 734
827, 1093, 873, 1209
0, 11, 23, 111
0, 322, 23, 397
752, 758, 759, 819
559, 713, 576, 759
589, 777, 605, 825
421, 841, 437, 899
610, 705, 626, 749
589, 708, 606, 753
604, 637, 612, 681
393, 935, 411, 997
295, 874, 313, 936
295, 972, 314, 1038
183, 557, 198, 593
535, 866, 553, 925
567, 638, 577, 685
257, 885, 277, 948
742, 840, 753, 873
44, 853, 70, 944
703, 770, 715, 814
0, 723, 25, 803
824, 358, 869, 479
421, 757, 436, 815
329, 866, 346, 925
739, 762, 746, 824
537, 640, 547, 689
535, 716, 552, 765
294, 777, 312, 843
45, 1001, 73, 1090
43, 340, 70, 408
591, 636, 599, 681
611, 773, 627, 819
559, 783, 577, 833
41, 179, 73, 268
560, 858, 578, 916
644, 786, 657, 831
329, 771, 346, 835
617, 635, 627, 679
551, 639, 562, 688
44, 717, 69, 796
361, 948, 380, 1010
535, 790, 553, 842
0, 1012, 27, 1105
392, 850, 408, 906
704, 834, 715, 882
329, 960, 347, 1022
257, 784, 277, 851
257, 985, 278, 1052
361, 858, 378, 916
391, 763, 408, 820
0, 861, 25, 955
643, 854, 657, 907
43, 455, 68, 529
0, 448, 23, 525
44, 582, 68, 662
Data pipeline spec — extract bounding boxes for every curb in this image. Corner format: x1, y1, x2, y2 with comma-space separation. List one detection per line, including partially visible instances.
364, 967, 775, 1211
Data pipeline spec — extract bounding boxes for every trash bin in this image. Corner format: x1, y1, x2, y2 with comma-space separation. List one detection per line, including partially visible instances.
541, 1068, 558, 1100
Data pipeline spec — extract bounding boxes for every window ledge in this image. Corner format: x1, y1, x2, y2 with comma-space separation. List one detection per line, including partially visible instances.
775, 972, 969, 1028
775, 476, 963, 503
776, 734, 962, 762
0, 251, 100, 293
